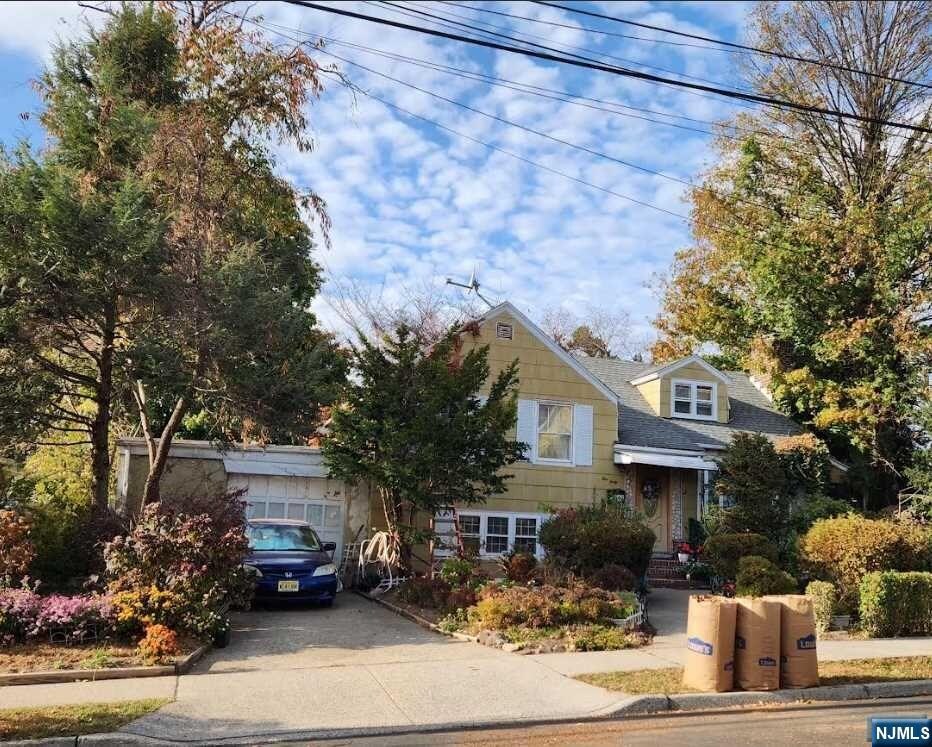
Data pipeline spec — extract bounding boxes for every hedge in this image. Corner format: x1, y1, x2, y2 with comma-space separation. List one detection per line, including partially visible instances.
539, 504, 655, 579
800, 515, 930, 610
805, 580, 837, 634
858, 571, 932, 638
735, 555, 797, 597
703, 533, 778, 580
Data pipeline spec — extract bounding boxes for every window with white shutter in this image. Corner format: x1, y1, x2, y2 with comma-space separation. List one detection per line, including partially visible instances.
516, 398, 538, 462
572, 404, 594, 466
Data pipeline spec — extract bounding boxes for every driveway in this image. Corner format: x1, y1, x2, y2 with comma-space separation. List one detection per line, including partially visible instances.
121, 594, 627, 743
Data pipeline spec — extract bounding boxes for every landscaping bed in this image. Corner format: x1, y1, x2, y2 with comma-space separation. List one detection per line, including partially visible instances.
578, 656, 932, 695
0, 640, 201, 675
0, 698, 168, 742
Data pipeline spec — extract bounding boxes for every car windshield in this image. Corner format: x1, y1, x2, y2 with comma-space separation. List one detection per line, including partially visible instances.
248, 524, 322, 552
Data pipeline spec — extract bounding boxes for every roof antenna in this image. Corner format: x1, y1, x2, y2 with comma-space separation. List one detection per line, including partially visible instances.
446, 267, 495, 308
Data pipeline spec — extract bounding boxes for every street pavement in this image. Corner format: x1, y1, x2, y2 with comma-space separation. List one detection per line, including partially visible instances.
303, 696, 932, 746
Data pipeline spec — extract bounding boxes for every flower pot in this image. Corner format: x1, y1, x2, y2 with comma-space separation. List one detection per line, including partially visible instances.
677, 553, 690, 564
830, 614, 851, 630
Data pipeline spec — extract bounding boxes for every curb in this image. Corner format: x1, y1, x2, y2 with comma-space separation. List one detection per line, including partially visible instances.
5, 679, 925, 746
0, 644, 210, 687
609, 678, 932, 716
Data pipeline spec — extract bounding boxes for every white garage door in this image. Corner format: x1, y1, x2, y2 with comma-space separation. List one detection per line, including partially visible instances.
230, 474, 344, 560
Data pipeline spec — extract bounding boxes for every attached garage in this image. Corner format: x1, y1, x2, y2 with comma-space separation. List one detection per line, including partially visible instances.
115, 438, 369, 562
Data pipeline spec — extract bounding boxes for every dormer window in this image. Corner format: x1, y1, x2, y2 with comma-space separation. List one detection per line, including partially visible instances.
671, 379, 717, 420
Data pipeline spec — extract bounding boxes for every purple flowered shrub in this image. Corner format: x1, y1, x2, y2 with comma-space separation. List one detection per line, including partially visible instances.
0, 587, 41, 644
34, 594, 113, 642
0, 588, 115, 645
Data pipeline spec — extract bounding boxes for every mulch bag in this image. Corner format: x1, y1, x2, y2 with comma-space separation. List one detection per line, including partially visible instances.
768, 594, 819, 689
734, 597, 781, 691
682, 595, 737, 692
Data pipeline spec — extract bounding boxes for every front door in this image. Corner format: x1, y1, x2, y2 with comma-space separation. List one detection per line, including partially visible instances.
637, 465, 669, 551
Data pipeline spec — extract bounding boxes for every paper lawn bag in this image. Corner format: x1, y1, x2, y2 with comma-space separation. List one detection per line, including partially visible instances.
768, 594, 819, 689
734, 597, 780, 691
682, 595, 737, 692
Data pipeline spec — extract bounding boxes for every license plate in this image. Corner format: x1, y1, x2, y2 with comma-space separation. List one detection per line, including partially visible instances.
277, 580, 300, 592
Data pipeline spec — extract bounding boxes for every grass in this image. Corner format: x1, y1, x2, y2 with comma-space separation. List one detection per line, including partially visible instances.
0, 699, 169, 741
578, 656, 932, 695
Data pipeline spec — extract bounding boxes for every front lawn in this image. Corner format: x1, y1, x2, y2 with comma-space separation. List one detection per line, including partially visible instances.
0, 699, 168, 741
578, 656, 932, 694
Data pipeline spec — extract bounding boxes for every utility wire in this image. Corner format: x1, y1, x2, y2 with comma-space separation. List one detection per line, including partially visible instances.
536, 1, 932, 91
282, 0, 932, 135
439, 1, 742, 54
317, 47, 800, 217
246, 11, 841, 252
377, 0, 754, 94
243, 12, 930, 179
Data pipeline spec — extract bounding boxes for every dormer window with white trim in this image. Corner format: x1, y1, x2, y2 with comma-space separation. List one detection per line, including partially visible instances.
671, 379, 717, 420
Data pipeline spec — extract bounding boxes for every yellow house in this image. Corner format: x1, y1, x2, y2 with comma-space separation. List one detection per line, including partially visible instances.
116, 300, 843, 573
444, 301, 833, 559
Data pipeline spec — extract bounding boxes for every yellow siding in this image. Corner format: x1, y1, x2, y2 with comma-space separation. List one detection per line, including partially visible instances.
637, 378, 662, 416
659, 362, 730, 423
459, 311, 623, 512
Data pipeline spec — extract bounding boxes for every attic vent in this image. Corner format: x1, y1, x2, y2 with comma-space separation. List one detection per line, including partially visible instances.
496, 322, 513, 340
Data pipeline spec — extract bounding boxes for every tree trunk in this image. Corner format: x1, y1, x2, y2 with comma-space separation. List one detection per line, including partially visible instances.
89, 305, 116, 510
141, 392, 190, 505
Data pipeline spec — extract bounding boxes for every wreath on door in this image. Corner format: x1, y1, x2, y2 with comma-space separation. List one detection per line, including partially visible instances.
641, 478, 661, 518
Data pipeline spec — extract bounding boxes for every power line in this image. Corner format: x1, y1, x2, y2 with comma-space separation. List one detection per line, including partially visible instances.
377, 0, 754, 94
245, 12, 844, 255
242, 12, 930, 181
536, 0, 932, 91
315, 47, 800, 217
439, 1, 744, 55
282, 0, 932, 135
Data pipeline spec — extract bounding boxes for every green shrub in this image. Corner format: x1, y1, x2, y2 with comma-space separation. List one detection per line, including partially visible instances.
587, 563, 636, 591
735, 555, 797, 597
538, 504, 655, 578
438, 557, 474, 587
688, 517, 707, 548
800, 515, 930, 610
805, 580, 837, 634
571, 624, 640, 651
790, 494, 854, 534
704, 533, 778, 579
498, 550, 538, 583
859, 571, 932, 637
397, 577, 451, 608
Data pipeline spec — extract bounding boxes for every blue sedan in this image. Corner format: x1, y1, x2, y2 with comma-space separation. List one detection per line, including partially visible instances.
244, 519, 340, 606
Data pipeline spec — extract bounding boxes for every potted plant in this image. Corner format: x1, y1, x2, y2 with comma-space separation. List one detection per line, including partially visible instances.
674, 541, 700, 564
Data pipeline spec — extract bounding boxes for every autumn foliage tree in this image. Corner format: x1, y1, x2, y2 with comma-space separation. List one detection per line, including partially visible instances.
652, 2, 932, 504
0, 4, 345, 507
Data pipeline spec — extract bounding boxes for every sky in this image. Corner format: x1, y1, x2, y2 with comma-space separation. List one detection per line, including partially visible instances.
0, 1, 755, 352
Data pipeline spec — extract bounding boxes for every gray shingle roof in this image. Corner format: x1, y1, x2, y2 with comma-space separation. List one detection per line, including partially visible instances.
577, 357, 803, 452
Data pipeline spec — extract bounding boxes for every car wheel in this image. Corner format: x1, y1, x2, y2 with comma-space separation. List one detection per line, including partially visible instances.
319, 599, 334, 608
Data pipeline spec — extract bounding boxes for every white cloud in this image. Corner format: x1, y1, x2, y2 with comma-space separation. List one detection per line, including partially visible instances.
0, 2, 101, 61
0, 0, 756, 357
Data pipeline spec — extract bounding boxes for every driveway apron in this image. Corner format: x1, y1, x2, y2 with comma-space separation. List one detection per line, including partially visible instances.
121, 594, 626, 743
